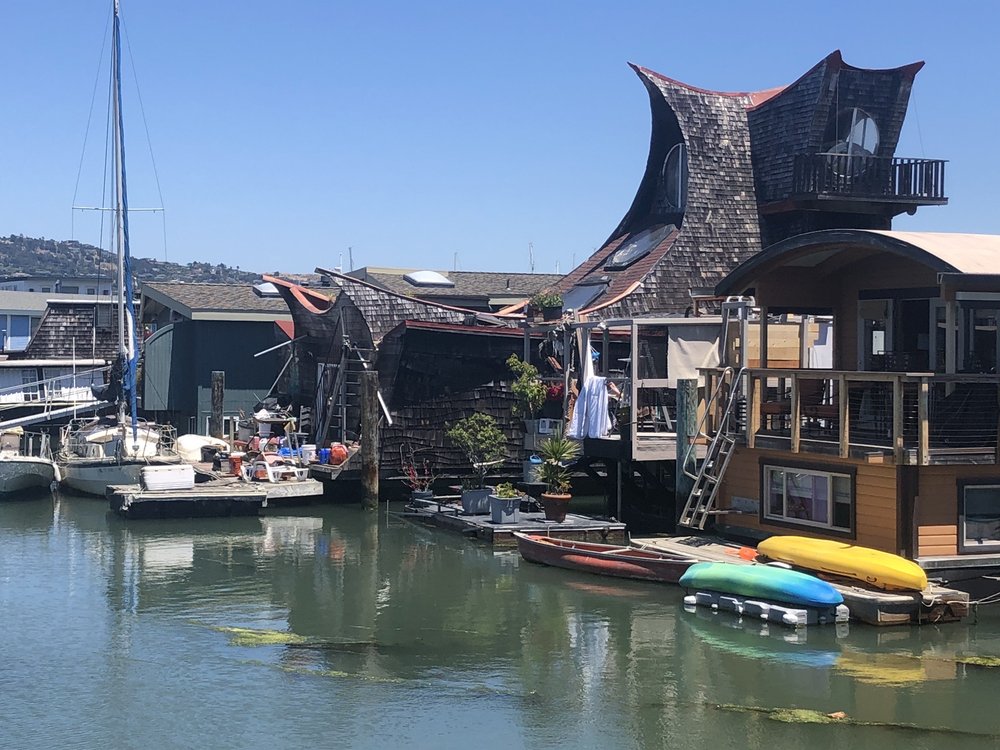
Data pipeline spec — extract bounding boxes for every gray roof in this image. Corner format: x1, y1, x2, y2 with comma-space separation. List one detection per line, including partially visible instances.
141, 282, 292, 320
0, 289, 105, 314
348, 267, 562, 300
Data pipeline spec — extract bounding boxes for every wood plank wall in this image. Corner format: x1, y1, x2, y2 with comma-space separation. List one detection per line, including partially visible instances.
915, 465, 1000, 557
719, 447, 898, 551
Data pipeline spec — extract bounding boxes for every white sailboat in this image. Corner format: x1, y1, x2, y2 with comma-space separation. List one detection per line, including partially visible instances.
58, 0, 180, 496
0, 428, 58, 496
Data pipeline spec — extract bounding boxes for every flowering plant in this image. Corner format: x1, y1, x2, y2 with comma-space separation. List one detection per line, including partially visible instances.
400, 450, 436, 492
546, 383, 564, 401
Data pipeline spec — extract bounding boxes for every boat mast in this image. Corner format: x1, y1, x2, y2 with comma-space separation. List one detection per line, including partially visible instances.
112, 0, 125, 364
111, 0, 138, 443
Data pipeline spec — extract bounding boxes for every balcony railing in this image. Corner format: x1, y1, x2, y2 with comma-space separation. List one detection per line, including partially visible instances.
791, 154, 947, 203
701, 368, 1000, 465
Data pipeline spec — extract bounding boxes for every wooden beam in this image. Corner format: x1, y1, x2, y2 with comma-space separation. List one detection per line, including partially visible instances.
209, 371, 225, 439
838, 375, 849, 458
675, 378, 698, 525
747, 373, 760, 449
790, 374, 800, 453
918, 379, 929, 466
893, 377, 904, 465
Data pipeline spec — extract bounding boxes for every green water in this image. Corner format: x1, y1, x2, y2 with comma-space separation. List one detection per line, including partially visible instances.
2, 493, 999, 749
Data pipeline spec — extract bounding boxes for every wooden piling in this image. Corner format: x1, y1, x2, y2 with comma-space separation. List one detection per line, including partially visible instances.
360, 369, 379, 510
210, 371, 225, 439
675, 378, 698, 525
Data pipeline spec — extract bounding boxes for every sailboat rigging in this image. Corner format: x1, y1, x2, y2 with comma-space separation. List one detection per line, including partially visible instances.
58, 0, 180, 495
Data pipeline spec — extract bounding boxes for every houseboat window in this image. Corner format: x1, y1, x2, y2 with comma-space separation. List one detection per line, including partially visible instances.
661, 143, 688, 211
605, 224, 674, 271
763, 465, 852, 532
562, 281, 607, 313
960, 484, 1000, 552
824, 107, 879, 179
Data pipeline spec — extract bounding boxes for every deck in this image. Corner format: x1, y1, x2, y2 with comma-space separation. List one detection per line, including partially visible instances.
401, 498, 626, 548
632, 534, 970, 626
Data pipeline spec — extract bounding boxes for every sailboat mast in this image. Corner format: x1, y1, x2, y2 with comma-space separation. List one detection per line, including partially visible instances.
112, 0, 126, 360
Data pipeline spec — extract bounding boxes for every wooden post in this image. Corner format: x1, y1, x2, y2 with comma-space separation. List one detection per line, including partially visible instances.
747, 372, 760, 449
675, 378, 698, 525
918, 379, 930, 466
790, 373, 801, 453
838, 374, 849, 458
892, 377, 904, 465
360, 370, 379, 510
209, 370, 224, 439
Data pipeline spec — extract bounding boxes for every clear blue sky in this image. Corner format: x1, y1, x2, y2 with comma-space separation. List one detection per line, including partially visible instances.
1, 1, 996, 276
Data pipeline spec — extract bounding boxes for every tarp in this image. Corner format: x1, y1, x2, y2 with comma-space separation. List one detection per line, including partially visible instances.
667, 324, 720, 387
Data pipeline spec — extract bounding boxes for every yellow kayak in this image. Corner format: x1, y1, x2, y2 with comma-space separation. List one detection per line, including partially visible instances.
757, 536, 927, 592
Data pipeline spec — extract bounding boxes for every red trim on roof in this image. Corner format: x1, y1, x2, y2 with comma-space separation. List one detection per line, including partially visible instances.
392, 320, 529, 337
263, 274, 334, 314
275, 319, 294, 339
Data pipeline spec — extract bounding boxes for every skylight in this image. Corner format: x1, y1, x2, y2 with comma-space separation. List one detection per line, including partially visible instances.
253, 282, 280, 297
403, 270, 455, 288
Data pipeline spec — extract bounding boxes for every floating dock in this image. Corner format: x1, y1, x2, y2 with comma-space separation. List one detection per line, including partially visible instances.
633, 534, 970, 626
107, 476, 324, 519
402, 498, 626, 548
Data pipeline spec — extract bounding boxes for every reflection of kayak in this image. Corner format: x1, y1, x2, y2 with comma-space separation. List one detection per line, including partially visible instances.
835, 649, 938, 686
514, 533, 696, 583
679, 562, 843, 608
680, 611, 839, 668
757, 536, 927, 591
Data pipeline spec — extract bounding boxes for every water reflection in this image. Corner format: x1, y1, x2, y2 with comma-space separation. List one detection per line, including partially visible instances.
2, 496, 1000, 747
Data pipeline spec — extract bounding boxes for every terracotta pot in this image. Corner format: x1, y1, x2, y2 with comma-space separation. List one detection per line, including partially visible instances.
540, 492, 572, 523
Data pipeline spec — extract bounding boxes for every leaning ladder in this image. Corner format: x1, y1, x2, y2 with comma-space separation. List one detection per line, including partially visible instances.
677, 367, 745, 529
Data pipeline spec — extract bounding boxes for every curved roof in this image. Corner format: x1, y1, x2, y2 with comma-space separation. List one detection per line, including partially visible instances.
717, 230, 1000, 295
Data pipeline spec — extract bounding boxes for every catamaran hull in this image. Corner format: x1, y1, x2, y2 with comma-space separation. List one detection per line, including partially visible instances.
0, 457, 57, 495
60, 457, 180, 497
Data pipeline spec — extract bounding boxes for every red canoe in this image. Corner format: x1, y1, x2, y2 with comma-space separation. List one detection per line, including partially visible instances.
514, 532, 697, 584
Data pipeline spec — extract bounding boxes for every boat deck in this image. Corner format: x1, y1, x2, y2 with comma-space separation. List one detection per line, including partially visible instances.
401, 498, 626, 548
632, 534, 970, 626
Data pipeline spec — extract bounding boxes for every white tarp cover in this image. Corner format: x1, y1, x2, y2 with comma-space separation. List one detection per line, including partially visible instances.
667, 325, 720, 387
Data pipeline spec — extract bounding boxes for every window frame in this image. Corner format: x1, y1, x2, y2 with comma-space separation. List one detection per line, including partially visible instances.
957, 480, 1000, 554
759, 459, 856, 537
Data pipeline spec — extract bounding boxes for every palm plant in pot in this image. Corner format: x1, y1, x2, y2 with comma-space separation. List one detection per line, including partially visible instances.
446, 413, 507, 515
533, 434, 581, 523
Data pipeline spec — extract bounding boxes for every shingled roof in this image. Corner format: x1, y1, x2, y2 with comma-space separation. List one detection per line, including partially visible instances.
347, 267, 561, 310
15, 299, 120, 360
141, 282, 292, 321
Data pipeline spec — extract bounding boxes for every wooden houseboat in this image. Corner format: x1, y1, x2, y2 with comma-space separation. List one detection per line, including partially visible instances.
690, 230, 1000, 591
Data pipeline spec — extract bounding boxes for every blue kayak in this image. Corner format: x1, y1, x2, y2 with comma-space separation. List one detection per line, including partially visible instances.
679, 562, 844, 608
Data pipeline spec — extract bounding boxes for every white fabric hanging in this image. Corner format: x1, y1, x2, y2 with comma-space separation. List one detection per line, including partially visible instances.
566, 333, 611, 439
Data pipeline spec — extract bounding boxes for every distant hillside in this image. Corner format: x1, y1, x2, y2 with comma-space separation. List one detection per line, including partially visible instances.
0, 234, 260, 284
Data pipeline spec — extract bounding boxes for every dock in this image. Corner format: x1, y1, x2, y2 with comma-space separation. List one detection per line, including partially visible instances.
401, 498, 626, 548
107, 476, 325, 519
633, 534, 970, 626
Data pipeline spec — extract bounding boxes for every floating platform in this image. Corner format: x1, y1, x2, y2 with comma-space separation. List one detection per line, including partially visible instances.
107, 477, 324, 519
683, 591, 850, 627
401, 498, 626, 548
634, 534, 970, 626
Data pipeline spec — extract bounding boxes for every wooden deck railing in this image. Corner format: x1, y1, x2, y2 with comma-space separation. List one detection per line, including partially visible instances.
702, 368, 1000, 465
791, 154, 947, 203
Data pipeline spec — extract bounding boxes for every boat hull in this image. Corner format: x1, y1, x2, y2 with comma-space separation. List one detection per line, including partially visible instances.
60, 456, 181, 497
0, 456, 56, 495
514, 532, 696, 583
757, 535, 928, 591
679, 561, 844, 608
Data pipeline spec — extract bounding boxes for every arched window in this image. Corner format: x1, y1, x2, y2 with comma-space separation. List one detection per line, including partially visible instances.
661, 142, 688, 211
824, 108, 880, 178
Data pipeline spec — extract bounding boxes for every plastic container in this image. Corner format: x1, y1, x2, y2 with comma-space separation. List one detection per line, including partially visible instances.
302, 444, 317, 462
229, 452, 244, 476
318, 448, 331, 464
329, 443, 349, 465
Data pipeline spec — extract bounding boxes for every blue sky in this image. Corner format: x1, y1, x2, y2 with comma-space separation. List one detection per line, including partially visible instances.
1, 1, 997, 276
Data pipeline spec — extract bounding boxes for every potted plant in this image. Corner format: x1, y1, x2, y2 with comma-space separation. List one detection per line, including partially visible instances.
506, 354, 547, 429
400, 447, 436, 503
446, 413, 507, 515
530, 290, 563, 321
488, 481, 522, 524
533, 434, 581, 523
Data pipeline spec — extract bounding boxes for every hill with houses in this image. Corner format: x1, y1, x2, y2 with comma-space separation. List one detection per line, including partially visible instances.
0, 234, 260, 284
